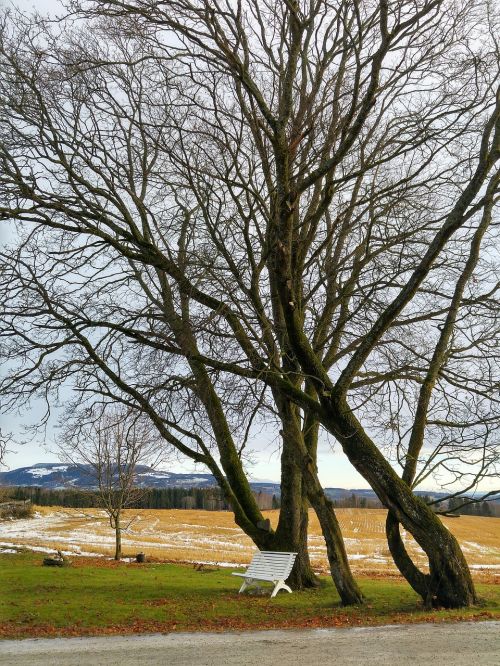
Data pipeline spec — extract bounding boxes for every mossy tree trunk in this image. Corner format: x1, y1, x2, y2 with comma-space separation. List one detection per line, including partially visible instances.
273, 390, 363, 603
320, 399, 476, 608
304, 471, 364, 604
385, 511, 430, 601
270, 456, 317, 590
302, 397, 363, 604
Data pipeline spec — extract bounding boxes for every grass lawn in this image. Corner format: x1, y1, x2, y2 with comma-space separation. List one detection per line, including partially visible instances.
0, 552, 498, 638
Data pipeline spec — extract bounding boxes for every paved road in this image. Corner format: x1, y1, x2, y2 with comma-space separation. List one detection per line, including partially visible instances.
0, 622, 499, 665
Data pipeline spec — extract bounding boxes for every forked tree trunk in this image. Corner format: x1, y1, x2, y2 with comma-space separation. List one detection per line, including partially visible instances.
273, 393, 362, 602
321, 401, 476, 608
387, 508, 478, 610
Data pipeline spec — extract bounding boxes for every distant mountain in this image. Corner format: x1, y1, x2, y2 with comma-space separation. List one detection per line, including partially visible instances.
1, 463, 497, 503
0, 463, 219, 491
0, 463, 361, 496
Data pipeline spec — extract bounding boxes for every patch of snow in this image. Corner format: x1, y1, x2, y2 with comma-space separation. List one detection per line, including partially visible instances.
174, 523, 239, 532
25, 468, 55, 477
0, 542, 106, 558
194, 560, 242, 568
25, 465, 69, 477
462, 541, 492, 553
347, 553, 389, 563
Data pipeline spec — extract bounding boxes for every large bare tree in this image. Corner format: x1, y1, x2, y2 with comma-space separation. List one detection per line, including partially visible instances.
1, 0, 500, 609
66, 0, 500, 608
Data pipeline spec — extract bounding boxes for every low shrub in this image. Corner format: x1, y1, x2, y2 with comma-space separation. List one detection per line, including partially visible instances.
0, 502, 35, 520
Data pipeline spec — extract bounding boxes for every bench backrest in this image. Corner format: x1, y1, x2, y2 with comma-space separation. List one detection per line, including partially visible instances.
246, 551, 297, 580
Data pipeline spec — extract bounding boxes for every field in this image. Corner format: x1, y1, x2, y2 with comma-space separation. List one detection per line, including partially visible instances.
1, 508, 499, 638
0, 507, 499, 576
0, 551, 499, 638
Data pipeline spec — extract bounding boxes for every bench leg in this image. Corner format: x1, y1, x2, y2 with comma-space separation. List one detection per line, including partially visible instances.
239, 578, 261, 594
271, 581, 292, 598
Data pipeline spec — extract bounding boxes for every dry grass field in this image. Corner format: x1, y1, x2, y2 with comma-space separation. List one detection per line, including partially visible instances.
0, 506, 498, 576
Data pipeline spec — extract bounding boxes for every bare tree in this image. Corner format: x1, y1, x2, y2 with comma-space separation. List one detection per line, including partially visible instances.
2, 0, 500, 609
0, 429, 11, 467
60, 406, 161, 560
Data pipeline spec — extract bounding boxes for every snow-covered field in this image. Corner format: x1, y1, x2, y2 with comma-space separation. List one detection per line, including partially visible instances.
0, 507, 498, 574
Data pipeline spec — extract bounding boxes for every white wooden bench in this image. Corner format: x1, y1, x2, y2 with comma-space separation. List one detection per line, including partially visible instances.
232, 551, 297, 598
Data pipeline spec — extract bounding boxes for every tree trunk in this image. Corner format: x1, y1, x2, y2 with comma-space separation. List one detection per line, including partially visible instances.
304, 470, 364, 605
273, 391, 362, 601
385, 511, 430, 601
322, 399, 476, 608
301, 398, 363, 604
114, 514, 122, 561
272, 436, 318, 589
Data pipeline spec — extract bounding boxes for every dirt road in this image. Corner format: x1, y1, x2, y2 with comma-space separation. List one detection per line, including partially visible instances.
1, 622, 499, 665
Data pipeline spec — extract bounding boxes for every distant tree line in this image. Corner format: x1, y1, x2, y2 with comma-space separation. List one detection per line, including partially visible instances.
331, 494, 382, 510
448, 497, 495, 517
5, 486, 497, 517
329, 492, 499, 516
6, 486, 280, 512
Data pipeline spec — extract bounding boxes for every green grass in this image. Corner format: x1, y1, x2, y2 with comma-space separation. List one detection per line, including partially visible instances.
0, 552, 498, 638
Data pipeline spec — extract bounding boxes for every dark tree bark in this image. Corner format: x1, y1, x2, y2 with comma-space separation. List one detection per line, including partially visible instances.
319, 399, 477, 608
274, 390, 362, 603
385, 512, 429, 601
270, 445, 318, 590
304, 472, 364, 605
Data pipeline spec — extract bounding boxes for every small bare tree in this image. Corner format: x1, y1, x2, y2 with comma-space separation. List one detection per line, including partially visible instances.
0, 429, 10, 468
60, 407, 161, 560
